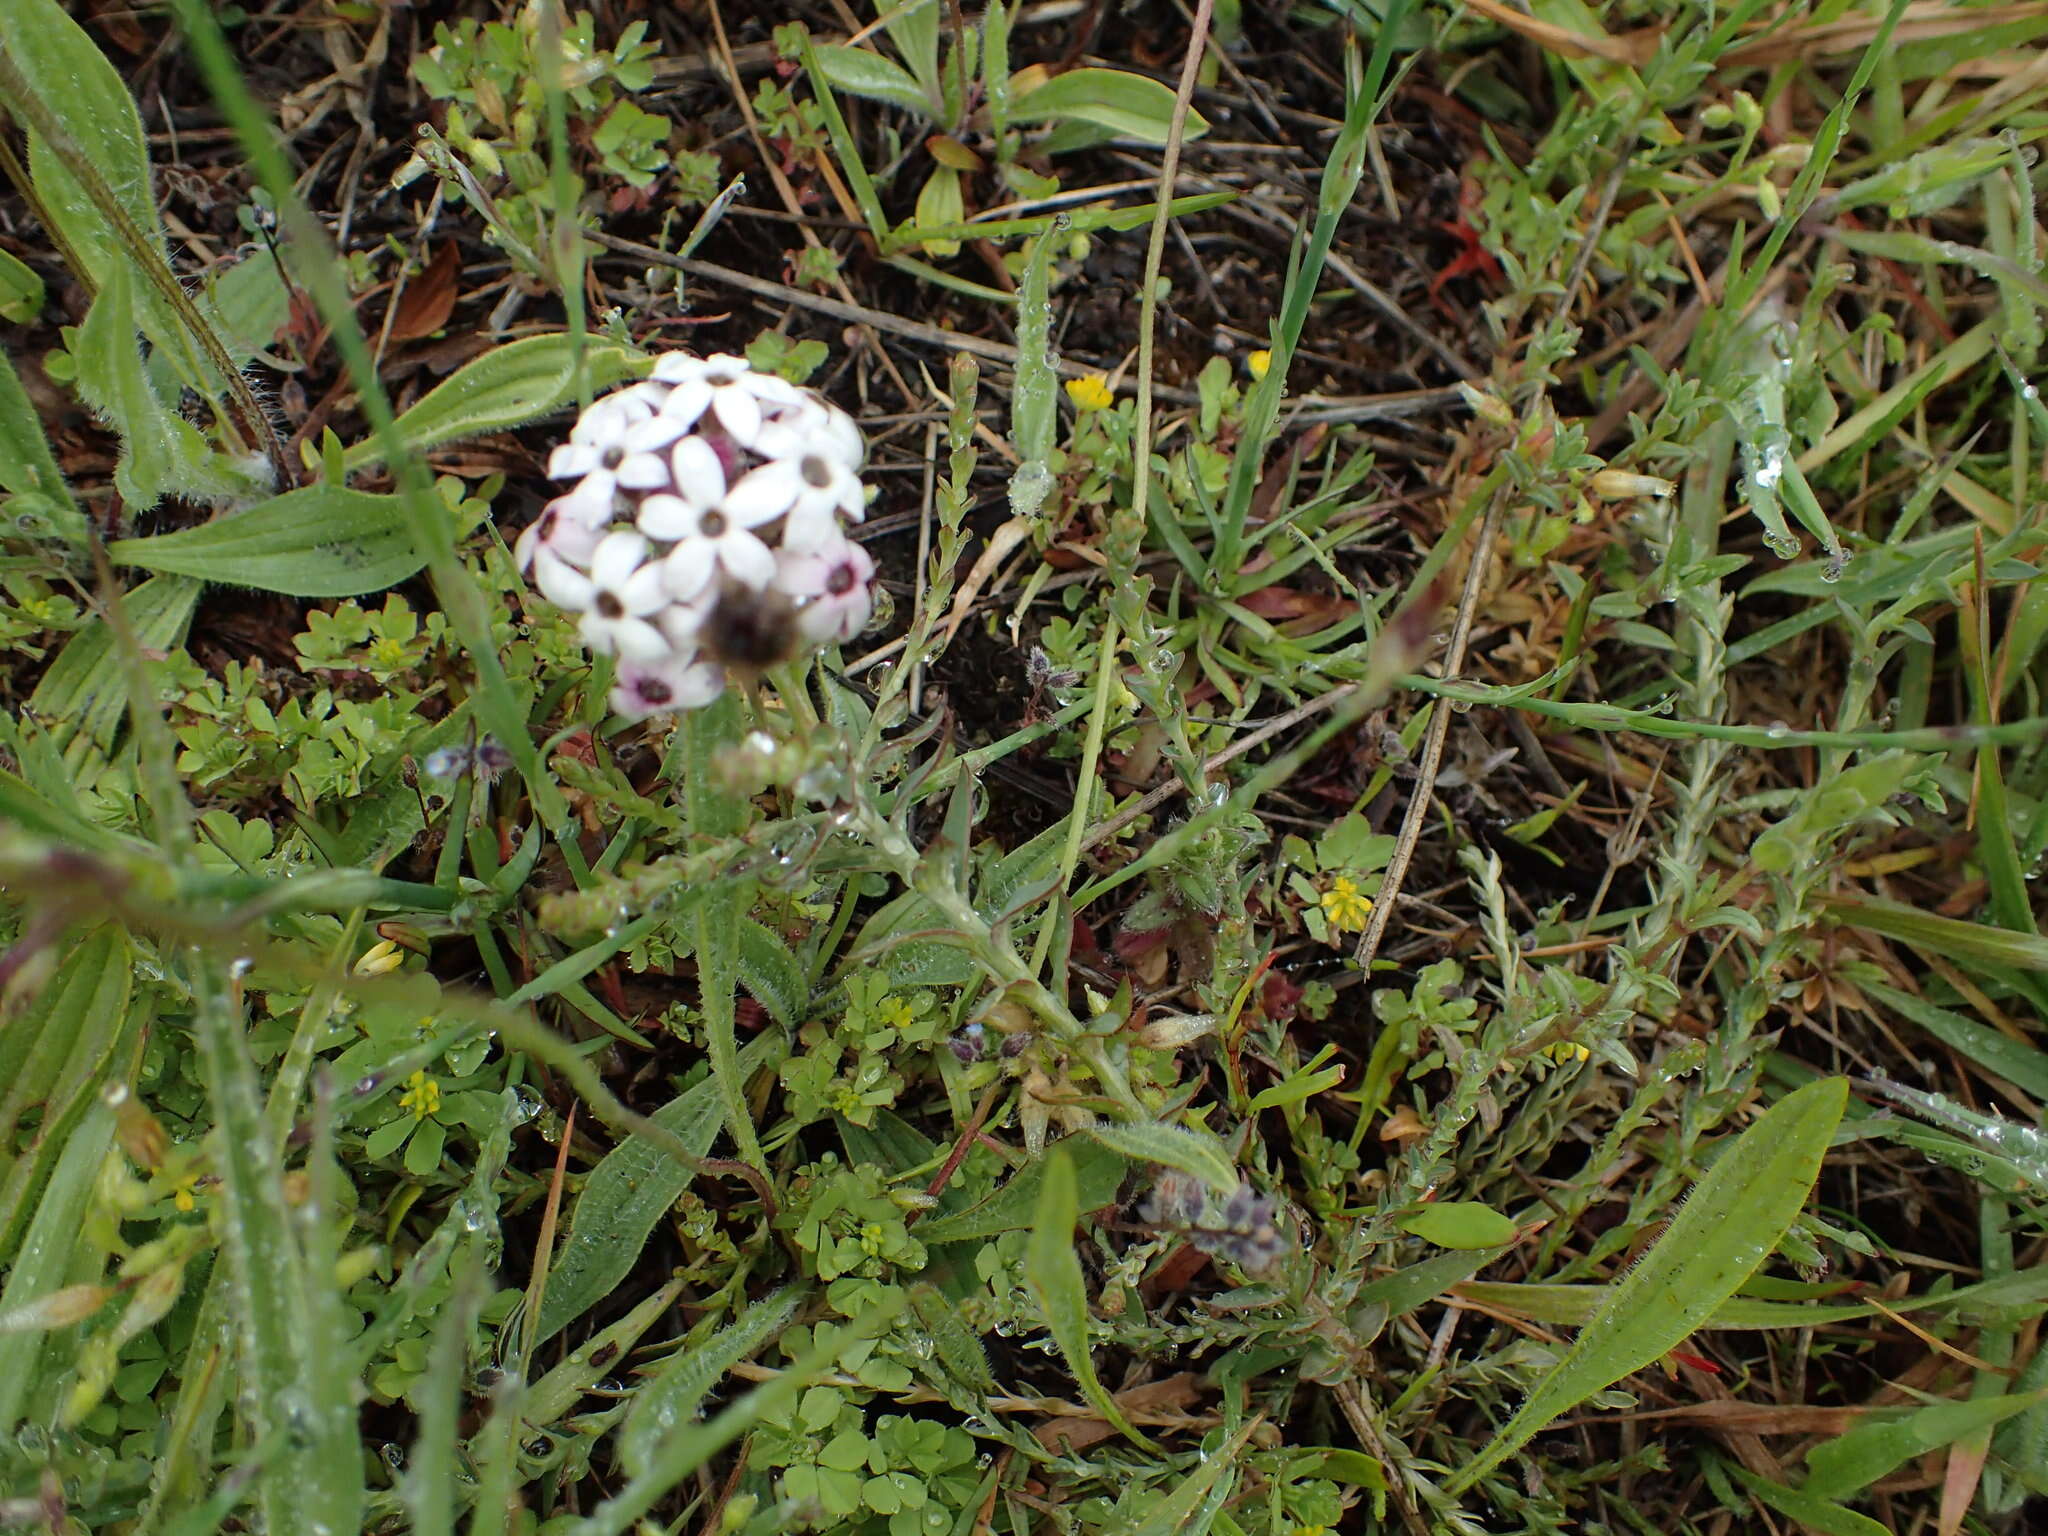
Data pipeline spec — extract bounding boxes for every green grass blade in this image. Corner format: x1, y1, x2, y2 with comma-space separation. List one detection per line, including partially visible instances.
1446, 1075, 1848, 1494
190, 957, 363, 1536
0, 1094, 115, 1429
1803, 1390, 2048, 1502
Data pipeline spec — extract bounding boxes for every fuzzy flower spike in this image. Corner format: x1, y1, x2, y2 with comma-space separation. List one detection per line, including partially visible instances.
525, 354, 876, 719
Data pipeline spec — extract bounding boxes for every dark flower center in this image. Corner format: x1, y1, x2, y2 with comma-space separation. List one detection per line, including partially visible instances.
701, 510, 728, 537
638, 678, 674, 705
595, 592, 625, 619
601, 445, 625, 469
801, 455, 832, 489
826, 562, 857, 596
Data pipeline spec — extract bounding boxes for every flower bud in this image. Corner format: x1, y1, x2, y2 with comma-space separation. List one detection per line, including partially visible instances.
1135, 1012, 1218, 1050
1590, 469, 1675, 501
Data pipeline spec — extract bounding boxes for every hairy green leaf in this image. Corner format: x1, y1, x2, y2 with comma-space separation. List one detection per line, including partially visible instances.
29, 574, 201, 769
0, 928, 136, 1268
1082, 1121, 1238, 1195
619, 1283, 806, 1477
341, 334, 638, 472
0, 1098, 115, 1429
75, 266, 230, 509
108, 486, 465, 596
3, 0, 163, 285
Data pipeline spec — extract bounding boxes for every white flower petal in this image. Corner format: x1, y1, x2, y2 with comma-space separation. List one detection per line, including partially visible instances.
614, 452, 672, 491
590, 531, 651, 587
623, 413, 690, 453
779, 501, 844, 554
532, 548, 596, 610
664, 539, 716, 601
636, 494, 699, 541
650, 353, 707, 384
717, 530, 777, 590
711, 385, 762, 445
722, 460, 801, 524
620, 563, 670, 615
670, 436, 727, 506
550, 478, 617, 527
609, 615, 674, 663
549, 443, 600, 479
660, 378, 712, 433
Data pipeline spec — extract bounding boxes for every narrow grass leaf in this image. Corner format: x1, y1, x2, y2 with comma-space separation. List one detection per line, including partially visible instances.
535, 1032, 784, 1342
29, 575, 201, 768
0, 928, 135, 1267
1862, 981, 2048, 1100
1113, 1419, 1258, 1536
1822, 893, 2048, 971
0, 1097, 114, 1429
1804, 1391, 2048, 1501
340, 334, 638, 472
1446, 1075, 1848, 1493
1729, 1466, 1892, 1536
1026, 1147, 1152, 1449
192, 961, 363, 1536
1083, 1121, 1239, 1195
109, 486, 463, 596
620, 1282, 806, 1477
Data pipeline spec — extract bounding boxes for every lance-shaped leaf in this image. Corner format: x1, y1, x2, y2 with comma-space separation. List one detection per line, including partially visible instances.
1446, 1075, 1849, 1493
108, 486, 478, 597
1025, 1147, 1152, 1449
342, 334, 639, 472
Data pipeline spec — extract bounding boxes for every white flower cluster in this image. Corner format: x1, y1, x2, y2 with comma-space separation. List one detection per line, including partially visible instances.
516, 354, 875, 719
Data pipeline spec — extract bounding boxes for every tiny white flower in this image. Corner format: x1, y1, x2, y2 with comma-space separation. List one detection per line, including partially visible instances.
657, 498, 781, 596
723, 448, 866, 550
633, 439, 728, 542
652, 354, 801, 449
756, 396, 864, 471
536, 532, 673, 662
611, 652, 727, 719
514, 495, 604, 574
773, 536, 875, 645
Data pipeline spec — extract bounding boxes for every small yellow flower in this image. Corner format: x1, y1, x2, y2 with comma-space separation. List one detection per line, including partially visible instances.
170, 1170, 201, 1213
398, 1069, 442, 1121
875, 996, 916, 1033
1246, 349, 1272, 381
1544, 1040, 1592, 1065
1064, 373, 1114, 412
1320, 875, 1373, 933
